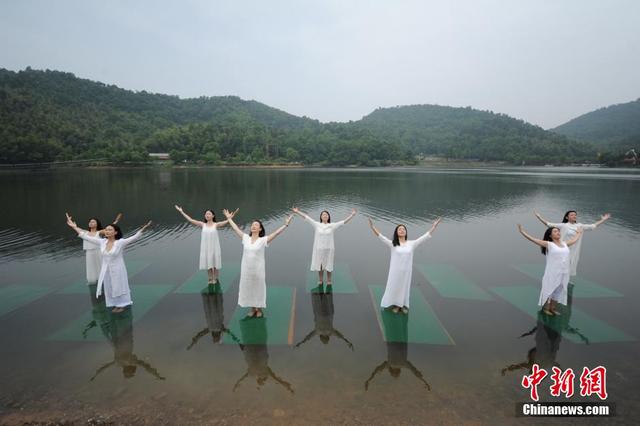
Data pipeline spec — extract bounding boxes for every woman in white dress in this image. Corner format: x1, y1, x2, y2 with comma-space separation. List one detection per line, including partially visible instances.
368, 217, 442, 314
517, 224, 583, 316
291, 207, 357, 286
222, 209, 293, 318
174, 206, 237, 284
534, 210, 610, 277
65, 212, 122, 284
66, 216, 152, 313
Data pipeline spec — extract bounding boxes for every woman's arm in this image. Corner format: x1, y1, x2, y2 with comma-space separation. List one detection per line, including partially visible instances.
267, 215, 293, 244
216, 208, 239, 227
533, 211, 552, 227
368, 217, 380, 237
223, 209, 245, 239
342, 209, 357, 225
66, 213, 88, 234
369, 218, 392, 247
517, 224, 548, 249
585, 213, 611, 229
120, 221, 152, 247
414, 217, 442, 247
566, 229, 583, 247
174, 205, 204, 227
291, 207, 315, 225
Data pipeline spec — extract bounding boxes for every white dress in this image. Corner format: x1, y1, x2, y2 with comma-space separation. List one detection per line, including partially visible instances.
378, 232, 431, 308
548, 222, 597, 276
199, 224, 222, 270
539, 241, 570, 306
79, 231, 142, 308
238, 234, 268, 308
302, 213, 345, 272
83, 232, 102, 284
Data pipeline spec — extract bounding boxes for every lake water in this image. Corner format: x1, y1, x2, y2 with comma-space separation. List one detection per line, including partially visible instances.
1, 167, 639, 424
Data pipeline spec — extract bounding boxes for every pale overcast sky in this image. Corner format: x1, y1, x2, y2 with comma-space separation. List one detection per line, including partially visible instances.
1, 0, 639, 128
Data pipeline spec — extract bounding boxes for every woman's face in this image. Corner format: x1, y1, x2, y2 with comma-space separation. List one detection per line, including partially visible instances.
567, 212, 577, 223
320, 212, 330, 223
397, 225, 407, 238
104, 225, 116, 238
551, 228, 561, 240
250, 221, 261, 234
204, 210, 214, 221
88, 219, 98, 230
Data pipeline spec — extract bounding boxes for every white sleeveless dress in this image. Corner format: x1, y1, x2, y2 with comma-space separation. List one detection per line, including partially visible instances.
83, 232, 102, 284
199, 224, 222, 270
548, 222, 597, 276
237, 234, 268, 308
301, 213, 345, 272
539, 241, 570, 306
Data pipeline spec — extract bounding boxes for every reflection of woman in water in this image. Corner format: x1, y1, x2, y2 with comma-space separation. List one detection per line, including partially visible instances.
291, 207, 356, 286
233, 317, 294, 393
295, 292, 353, 350
67, 216, 152, 313
223, 209, 293, 318
368, 217, 442, 314
364, 313, 430, 390
534, 210, 610, 278
187, 287, 241, 349
174, 206, 237, 284
89, 309, 165, 381
66, 212, 122, 284
517, 224, 582, 316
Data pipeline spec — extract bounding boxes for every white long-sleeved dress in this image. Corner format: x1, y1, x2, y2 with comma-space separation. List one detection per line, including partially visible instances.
238, 234, 268, 308
378, 232, 431, 308
539, 241, 570, 306
301, 214, 345, 272
199, 224, 222, 270
548, 222, 597, 276
78, 231, 142, 308
83, 232, 102, 283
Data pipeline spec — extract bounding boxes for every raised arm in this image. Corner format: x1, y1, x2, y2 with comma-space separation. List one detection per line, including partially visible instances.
223, 209, 245, 239
565, 229, 583, 247
534, 211, 552, 227
414, 217, 442, 247
174, 205, 204, 227
67, 215, 103, 244
66, 213, 87, 234
368, 217, 381, 237
586, 213, 611, 229
215, 208, 239, 227
112, 212, 123, 225
291, 207, 315, 225
369, 218, 392, 247
267, 215, 293, 244
341, 209, 357, 225
119, 221, 152, 248
517, 224, 548, 249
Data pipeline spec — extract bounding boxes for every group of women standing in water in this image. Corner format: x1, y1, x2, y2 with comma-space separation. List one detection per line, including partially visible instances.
65, 206, 610, 319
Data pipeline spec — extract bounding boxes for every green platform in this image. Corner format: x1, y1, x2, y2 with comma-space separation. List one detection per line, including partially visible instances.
416, 264, 492, 301
512, 264, 623, 298
490, 286, 634, 344
47, 285, 174, 341
369, 285, 454, 345
0, 285, 52, 317
224, 287, 296, 345
58, 260, 152, 294
175, 262, 241, 294
306, 263, 358, 294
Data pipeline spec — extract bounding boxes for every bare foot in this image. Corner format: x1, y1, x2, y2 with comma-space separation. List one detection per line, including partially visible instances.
401, 307, 408, 314
255, 310, 263, 318
392, 306, 400, 314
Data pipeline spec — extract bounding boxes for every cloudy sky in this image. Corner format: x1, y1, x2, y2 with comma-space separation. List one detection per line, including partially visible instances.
1, 0, 639, 128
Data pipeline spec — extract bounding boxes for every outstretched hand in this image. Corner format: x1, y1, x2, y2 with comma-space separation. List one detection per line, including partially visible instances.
284, 214, 294, 226
65, 212, 77, 228
601, 213, 611, 221
517, 223, 523, 232
222, 209, 235, 219
229, 208, 239, 218
174, 205, 183, 213
141, 221, 152, 231
292, 207, 300, 214
431, 217, 442, 230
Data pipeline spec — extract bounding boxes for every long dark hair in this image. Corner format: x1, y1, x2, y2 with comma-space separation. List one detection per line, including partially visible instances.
204, 209, 216, 222
392, 225, 407, 247
319, 210, 331, 223
562, 210, 576, 223
107, 223, 123, 240
252, 220, 265, 237
88, 217, 103, 231
541, 227, 558, 255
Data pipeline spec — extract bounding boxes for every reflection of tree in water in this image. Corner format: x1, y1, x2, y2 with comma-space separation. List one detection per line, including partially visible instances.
187, 284, 241, 349
365, 312, 430, 390
501, 284, 589, 376
233, 317, 293, 394
85, 289, 165, 381
295, 291, 353, 350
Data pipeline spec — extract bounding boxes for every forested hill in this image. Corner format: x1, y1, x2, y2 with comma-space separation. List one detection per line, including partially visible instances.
551, 98, 640, 150
1, 67, 596, 165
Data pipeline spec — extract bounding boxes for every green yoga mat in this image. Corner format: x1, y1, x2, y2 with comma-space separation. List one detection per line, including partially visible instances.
416, 264, 492, 301
0, 285, 52, 317
224, 287, 296, 345
47, 285, 174, 341
512, 264, 622, 298
369, 285, 454, 345
306, 263, 358, 294
490, 286, 634, 344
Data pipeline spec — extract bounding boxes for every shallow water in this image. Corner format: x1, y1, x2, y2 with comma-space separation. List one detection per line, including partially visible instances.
1, 167, 639, 424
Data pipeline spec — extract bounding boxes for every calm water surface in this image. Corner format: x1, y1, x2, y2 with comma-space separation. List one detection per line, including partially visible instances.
1, 167, 639, 424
